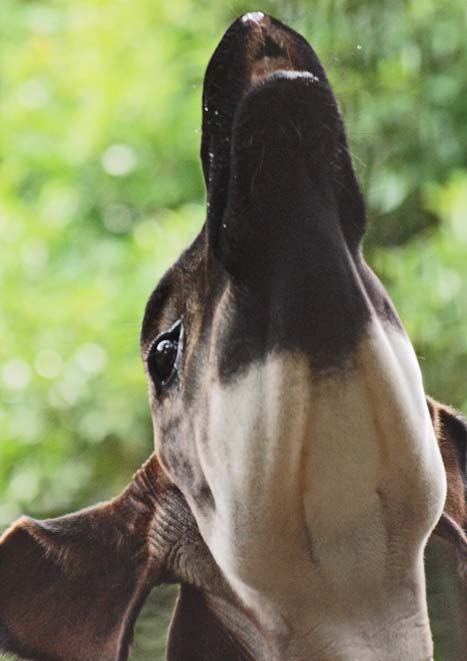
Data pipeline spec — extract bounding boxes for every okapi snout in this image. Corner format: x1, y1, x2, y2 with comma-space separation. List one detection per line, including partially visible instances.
203, 11, 366, 272
199, 13, 372, 373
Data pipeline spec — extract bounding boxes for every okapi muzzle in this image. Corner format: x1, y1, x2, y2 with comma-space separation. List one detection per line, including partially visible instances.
1, 12, 466, 661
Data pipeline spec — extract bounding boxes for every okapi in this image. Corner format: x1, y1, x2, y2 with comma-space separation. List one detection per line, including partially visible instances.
1, 12, 466, 661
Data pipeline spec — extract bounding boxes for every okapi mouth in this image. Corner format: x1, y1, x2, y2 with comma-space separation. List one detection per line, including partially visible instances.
202, 12, 366, 260
201, 14, 323, 211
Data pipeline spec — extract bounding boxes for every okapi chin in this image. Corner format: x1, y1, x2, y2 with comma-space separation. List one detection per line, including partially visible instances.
0, 12, 465, 661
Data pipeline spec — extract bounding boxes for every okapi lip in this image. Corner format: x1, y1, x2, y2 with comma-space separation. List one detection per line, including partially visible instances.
248, 67, 320, 89
206, 69, 344, 266
229, 68, 341, 178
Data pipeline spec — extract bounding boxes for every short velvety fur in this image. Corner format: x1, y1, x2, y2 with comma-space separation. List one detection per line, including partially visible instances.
0, 458, 169, 661
0, 458, 227, 660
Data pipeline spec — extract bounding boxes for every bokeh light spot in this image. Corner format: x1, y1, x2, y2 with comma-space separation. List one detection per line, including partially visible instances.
101, 144, 137, 177
2, 359, 32, 390
34, 349, 63, 379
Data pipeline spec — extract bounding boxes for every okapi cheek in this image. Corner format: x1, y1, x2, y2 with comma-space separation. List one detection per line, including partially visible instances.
303, 325, 447, 591
194, 354, 316, 595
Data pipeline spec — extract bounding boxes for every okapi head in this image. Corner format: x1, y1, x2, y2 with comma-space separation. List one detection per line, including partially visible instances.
0, 12, 466, 661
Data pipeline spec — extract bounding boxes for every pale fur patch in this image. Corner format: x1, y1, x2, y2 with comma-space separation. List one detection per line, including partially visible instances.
186, 319, 446, 658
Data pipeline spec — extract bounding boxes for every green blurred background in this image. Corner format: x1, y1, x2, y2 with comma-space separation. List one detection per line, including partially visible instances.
0, 1, 466, 659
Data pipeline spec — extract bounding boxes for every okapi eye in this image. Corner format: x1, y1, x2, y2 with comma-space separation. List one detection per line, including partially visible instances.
147, 319, 183, 391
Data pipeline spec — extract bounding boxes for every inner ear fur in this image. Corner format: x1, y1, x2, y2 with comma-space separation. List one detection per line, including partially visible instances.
428, 396, 467, 578
0, 456, 184, 661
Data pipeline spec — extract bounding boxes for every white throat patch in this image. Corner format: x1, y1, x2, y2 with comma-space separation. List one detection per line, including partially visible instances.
186, 318, 446, 658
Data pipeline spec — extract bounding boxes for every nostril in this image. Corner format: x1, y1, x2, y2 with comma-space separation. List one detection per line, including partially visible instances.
241, 11, 265, 25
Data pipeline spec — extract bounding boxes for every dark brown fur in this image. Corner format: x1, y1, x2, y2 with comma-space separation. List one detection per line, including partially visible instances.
0, 457, 226, 661
429, 397, 467, 577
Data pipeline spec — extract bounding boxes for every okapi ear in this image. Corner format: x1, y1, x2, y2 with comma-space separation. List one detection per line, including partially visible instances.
0, 456, 179, 661
428, 397, 467, 578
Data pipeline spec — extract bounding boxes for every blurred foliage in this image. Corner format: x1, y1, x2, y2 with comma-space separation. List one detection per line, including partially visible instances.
0, 0, 466, 659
